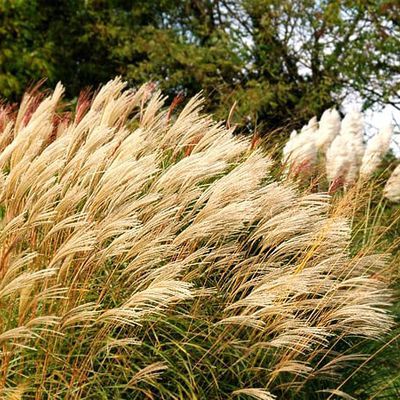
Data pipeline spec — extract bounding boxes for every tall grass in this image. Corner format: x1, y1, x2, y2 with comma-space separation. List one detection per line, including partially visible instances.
0, 79, 395, 399
331, 179, 400, 399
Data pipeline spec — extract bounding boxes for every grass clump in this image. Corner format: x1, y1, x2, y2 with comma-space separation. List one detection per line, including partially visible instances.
0, 79, 395, 399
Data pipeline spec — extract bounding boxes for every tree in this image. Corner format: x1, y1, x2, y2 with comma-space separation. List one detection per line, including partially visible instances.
0, 0, 51, 99
0, 0, 399, 133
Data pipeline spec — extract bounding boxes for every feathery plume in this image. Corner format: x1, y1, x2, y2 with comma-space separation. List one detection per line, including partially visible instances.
360, 123, 393, 178
282, 117, 318, 177
315, 108, 341, 151
339, 110, 365, 162
326, 134, 358, 186
325, 110, 365, 186
384, 163, 400, 202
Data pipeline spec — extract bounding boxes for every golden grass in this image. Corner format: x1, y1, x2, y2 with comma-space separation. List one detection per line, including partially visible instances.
0, 78, 394, 399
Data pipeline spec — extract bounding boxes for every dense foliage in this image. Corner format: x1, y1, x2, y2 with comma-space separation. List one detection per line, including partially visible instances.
0, 0, 399, 132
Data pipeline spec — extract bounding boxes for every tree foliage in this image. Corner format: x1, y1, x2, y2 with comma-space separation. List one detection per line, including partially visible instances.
0, 0, 399, 131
